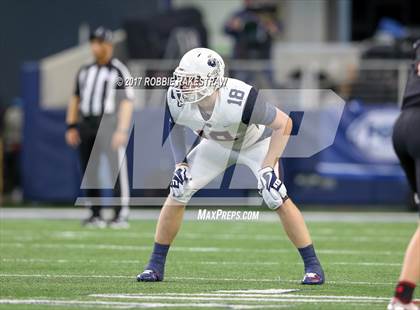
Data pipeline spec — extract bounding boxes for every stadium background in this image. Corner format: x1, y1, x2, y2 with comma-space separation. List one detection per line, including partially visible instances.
1, 1, 420, 309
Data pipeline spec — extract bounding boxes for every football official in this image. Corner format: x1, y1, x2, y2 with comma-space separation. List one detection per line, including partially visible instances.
388, 39, 420, 310
65, 27, 134, 228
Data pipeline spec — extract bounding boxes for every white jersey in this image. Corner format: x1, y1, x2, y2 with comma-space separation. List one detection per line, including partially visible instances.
166, 78, 266, 149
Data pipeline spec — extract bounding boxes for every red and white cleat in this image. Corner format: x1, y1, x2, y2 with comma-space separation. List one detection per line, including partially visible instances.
387, 298, 419, 310
301, 272, 324, 285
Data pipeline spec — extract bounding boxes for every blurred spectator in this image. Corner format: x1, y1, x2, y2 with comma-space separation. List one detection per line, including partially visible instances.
224, 0, 281, 86
374, 18, 407, 45
224, 0, 281, 60
2, 99, 23, 202
363, 18, 414, 60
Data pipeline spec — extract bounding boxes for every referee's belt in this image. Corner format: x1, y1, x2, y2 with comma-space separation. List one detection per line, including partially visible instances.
81, 116, 102, 123
81, 114, 117, 127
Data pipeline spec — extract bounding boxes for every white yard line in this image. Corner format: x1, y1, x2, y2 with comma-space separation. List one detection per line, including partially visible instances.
0, 273, 395, 286
330, 262, 402, 267
1, 258, 402, 268
0, 242, 403, 256
199, 261, 402, 267
214, 289, 299, 294
0, 273, 130, 279
91, 292, 389, 301
0, 299, 286, 309
1, 227, 414, 238
213, 291, 389, 300
0, 258, 140, 264
170, 276, 394, 286
0, 229, 410, 243
0, 297, 385, 305
56, 294, 387, 304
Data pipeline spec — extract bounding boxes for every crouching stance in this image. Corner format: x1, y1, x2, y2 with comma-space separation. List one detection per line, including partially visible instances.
387, 40, 420, 310
137, 48, 324, 285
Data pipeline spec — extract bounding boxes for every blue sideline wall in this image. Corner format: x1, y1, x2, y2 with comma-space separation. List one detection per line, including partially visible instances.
21, 63, 81, 202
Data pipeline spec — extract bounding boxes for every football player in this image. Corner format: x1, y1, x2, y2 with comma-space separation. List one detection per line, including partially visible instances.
137, 48, 324, 284
388, 40, 420, 310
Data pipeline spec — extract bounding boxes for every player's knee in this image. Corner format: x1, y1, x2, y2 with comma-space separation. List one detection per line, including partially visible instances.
165, 195, 188, 207
169, 190, 195, 205
276, 197, 295, 212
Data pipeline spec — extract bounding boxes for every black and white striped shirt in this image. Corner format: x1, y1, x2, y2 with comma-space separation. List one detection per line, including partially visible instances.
74, 58, 134, 117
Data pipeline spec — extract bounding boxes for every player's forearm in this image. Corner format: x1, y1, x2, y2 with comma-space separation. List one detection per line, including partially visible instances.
169, 124, 188, 165
66, 95, 80, 125
262, 117, 292, 168
262, 129, 289, 168
117, 99, 133, 132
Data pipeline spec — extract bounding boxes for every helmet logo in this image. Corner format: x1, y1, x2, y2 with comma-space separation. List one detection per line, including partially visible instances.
207, 58, 217, 67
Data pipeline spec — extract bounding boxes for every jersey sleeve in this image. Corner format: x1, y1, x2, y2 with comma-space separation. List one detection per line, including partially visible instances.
166, 87, 182, 122
241, 87, 276, 125
74, 67, 83, 97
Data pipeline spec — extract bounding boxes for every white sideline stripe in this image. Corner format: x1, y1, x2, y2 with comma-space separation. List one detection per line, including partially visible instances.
0, 274, 395, 285
0, 257, 402, 267
0, 299, 285, 309
0, 242, 403, 256
91, 292, 388, 301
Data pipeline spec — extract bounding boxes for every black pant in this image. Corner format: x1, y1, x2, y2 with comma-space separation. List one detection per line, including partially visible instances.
392, 106, 420, 206
79, 116, 129, 219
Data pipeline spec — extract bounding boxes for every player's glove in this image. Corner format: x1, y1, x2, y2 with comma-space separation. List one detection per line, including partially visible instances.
257, 167, 288, 210
170, 163, 192, 198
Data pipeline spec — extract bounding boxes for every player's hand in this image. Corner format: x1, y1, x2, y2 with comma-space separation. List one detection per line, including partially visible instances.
170, 163, 192, 198
257, 167, 288, 210
65, 128, 80, 148
111, 130, 128, 150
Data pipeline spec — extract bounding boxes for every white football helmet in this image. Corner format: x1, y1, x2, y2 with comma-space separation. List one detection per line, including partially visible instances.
172, 47, 225, 105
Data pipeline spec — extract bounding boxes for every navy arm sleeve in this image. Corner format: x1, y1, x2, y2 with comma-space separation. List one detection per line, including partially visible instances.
166, 102, 188, 164
241, 87, 277, 126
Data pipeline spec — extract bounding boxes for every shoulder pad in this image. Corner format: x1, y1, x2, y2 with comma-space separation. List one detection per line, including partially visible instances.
223, 78, 252, 92
167, 87, 180, 104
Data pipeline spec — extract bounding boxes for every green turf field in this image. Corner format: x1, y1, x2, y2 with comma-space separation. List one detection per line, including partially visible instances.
0, 218, 417, 309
